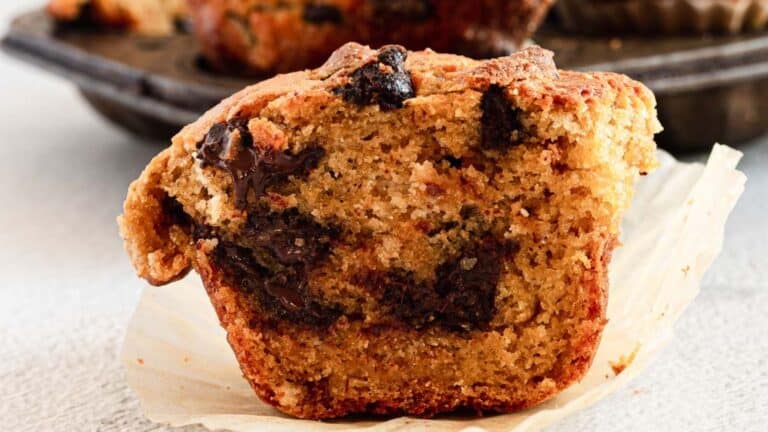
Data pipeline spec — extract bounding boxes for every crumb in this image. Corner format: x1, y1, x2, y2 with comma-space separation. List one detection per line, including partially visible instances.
610, 345, 641, 376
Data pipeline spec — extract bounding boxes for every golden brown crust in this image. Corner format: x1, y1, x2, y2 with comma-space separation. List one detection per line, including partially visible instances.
119, 44, 660, 419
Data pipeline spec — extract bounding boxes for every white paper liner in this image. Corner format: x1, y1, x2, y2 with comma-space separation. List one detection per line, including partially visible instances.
122, 144, 746, 432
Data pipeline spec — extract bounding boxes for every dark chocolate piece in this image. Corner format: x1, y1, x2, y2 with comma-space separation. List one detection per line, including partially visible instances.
303, 4, 343, 24
355, 238, 516, 331
205, 209, 342, 328
53, 2, 99, 30
197, 119, 325, 209
459, 204, 479, 220
240, 209, 339, 269
433, 239, 514, 329
480, 84, 524, 150
160, 195, 192, 229
369, 0, 434, 22
333, 46, 415, 111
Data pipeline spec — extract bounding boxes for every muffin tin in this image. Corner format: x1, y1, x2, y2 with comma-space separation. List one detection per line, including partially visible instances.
4, 9, 768, 152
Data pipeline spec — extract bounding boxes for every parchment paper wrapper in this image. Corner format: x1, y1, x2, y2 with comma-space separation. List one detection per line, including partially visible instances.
122, 144, 746, 432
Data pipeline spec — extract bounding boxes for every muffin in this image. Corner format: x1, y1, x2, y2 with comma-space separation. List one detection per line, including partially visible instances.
556, 0, 768, 35
47, 0, 189, 35
187, 0, 554, 74
119, 43, 660, 419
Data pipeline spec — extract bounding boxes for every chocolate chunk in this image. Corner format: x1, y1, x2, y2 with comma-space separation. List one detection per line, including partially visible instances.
459, 204, 479, 220
369, 0, 434, 22
333, 46, 415, 111
205, 209, 342, 328
54, 2, 97, 29
480, 84, 524, 150
303, 4, 343, 24
433, 239, 515, 329
160, 195, 192, 229
355, 238, 516, 331
197, 119, 325, 209
240, 209, 339, 269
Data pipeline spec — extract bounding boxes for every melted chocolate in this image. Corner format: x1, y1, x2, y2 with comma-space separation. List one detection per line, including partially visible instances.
480, 84, 524, 150
303, 4, 343, 24
354, 238, 516, 331
160, 195, 192, 229
197, 119, 325, 209
204, 208, 342, 328
333, 46, 415, 111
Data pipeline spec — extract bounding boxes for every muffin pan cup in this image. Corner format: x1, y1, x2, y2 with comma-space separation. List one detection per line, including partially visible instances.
4, 10, 768, 152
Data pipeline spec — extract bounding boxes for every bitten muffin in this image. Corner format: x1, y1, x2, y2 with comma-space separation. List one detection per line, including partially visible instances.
187, 0, 554, 74
119, 43, 660, 419
47, 0, 189, 35
556, 0, 768, 35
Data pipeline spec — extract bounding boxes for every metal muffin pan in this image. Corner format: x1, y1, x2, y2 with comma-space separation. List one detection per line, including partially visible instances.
4, 10, 768, 152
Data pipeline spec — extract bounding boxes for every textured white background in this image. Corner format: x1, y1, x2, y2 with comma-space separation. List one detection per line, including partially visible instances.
0, 1, 766, 431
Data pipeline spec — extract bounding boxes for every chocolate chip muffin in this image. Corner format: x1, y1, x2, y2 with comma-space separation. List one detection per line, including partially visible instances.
556, 0, 768, 35
47, 0, 189, 35
188, 0, 554, 74
119, 43, 660, 419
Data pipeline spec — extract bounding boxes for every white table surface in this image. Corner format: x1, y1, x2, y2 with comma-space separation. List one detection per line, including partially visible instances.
0, 2, 766, 431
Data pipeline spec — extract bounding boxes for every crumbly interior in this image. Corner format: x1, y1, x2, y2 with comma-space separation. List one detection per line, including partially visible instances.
119, 44, 659, 419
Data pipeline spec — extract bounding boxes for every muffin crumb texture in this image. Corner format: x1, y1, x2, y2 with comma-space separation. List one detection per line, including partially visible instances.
119, 43, 660, 419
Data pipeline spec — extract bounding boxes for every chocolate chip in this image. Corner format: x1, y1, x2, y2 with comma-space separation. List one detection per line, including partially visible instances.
303, 4, 343, 24
54, 2, 98, 30
369, 0, 434, 22
433, 239, 516, 329
197, 119, 325, 209
459, 204, 479, 220
333, 46, 415, 111
354, 238, 516, 331
205, 208, 342, 328
241, 209, 339, 268
480, 84, 524, 150
160, 195, 192, 230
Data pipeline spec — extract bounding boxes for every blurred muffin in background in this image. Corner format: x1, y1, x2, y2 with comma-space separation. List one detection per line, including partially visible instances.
187, 0, 555, 74
556, 0, 768, 35
47, 0, 189, 35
